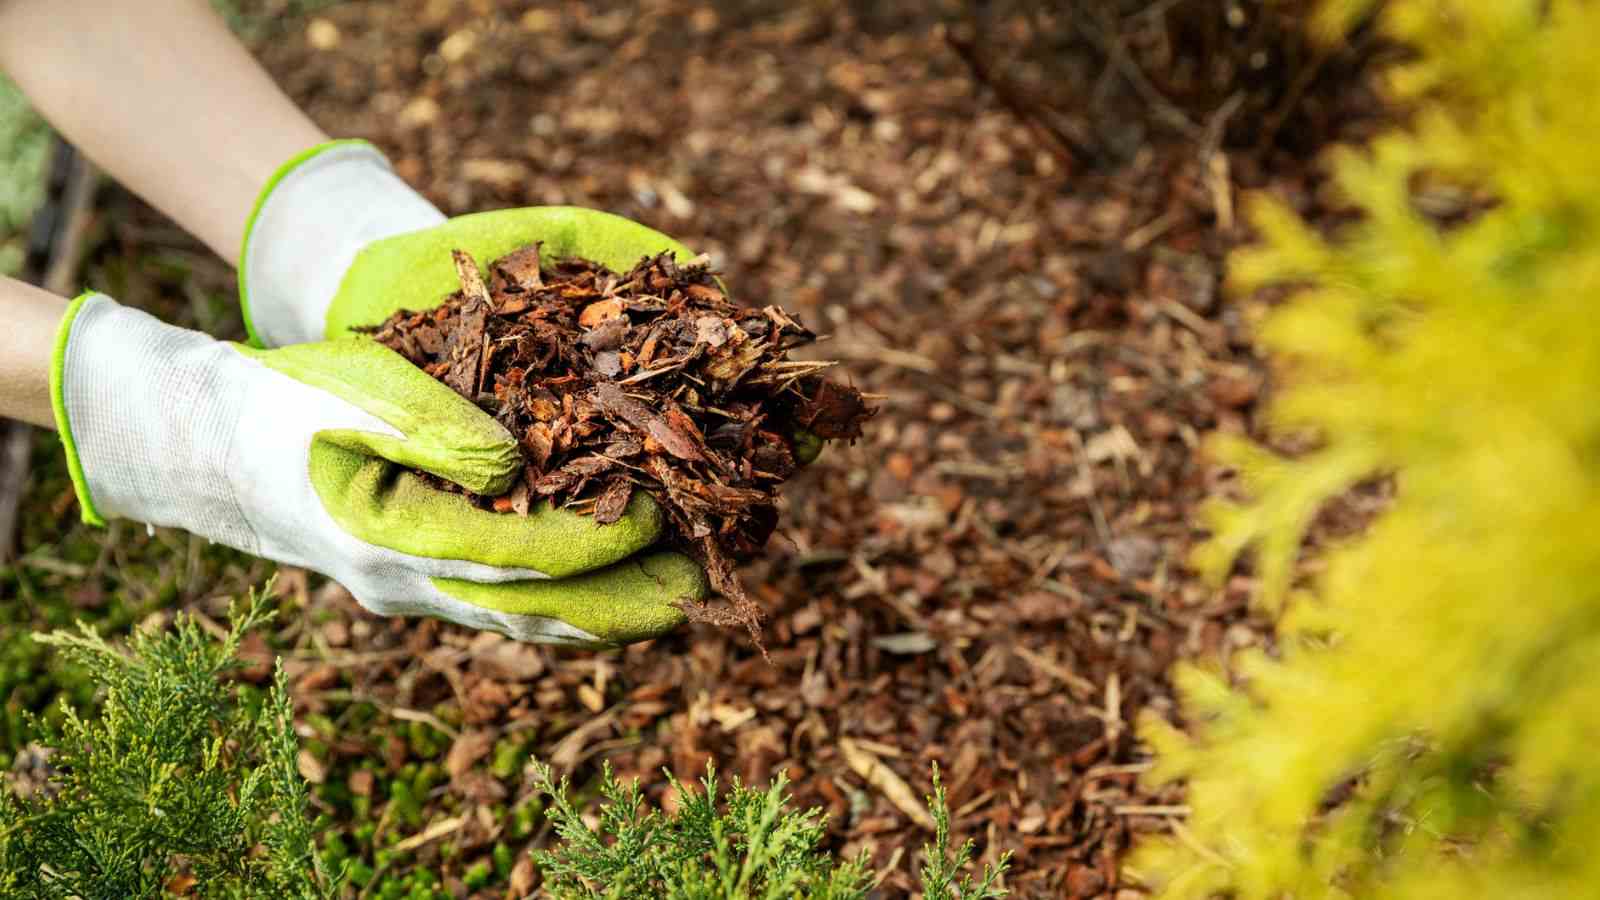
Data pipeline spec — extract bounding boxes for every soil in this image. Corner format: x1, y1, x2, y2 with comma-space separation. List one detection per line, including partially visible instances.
85, 2, 1388, 896
365, 246, 875, 642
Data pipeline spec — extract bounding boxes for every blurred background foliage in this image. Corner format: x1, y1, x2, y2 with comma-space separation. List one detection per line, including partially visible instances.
1134, 0, 1600, 896
0, 76, 49, 276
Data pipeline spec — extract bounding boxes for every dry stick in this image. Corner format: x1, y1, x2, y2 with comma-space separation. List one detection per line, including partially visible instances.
941, 24, 1089, 174
0, 146, 98, 563
1199, 91, 1247, 232
1255, 40, 1336, 153
1128, 0, 1196, 23
1069, 0, 1201, 139
0, 429, 29, 564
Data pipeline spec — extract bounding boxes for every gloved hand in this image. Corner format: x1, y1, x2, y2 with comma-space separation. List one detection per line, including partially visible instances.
236, 139, 698, 346
237, 140, 821, 465
49, 292, 705, 647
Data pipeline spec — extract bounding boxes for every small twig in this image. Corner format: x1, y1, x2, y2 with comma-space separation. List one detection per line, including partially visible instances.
548, 710, 619, 771
388, 706, 461, 741
1114, 803, 1191, 816
1200, 90, 1248, 157
1013, 644, 1098, 700
14, 554, 88, 577
1168, 817, 1233, 867
1068, 429, 1116, 552
1122, 210, 1181, 252
830, 341, 939, 375
1200, 92, 1247, 230
954, 789, 996, 820
1102, 672, 1124, 743
357, 804, 396, 900
839, 737, 937, 831
43, 153, 98, 297
1084, 760, 1156, 778
392, 815, 466, 853
1127, 0, 1195, 24
0, 425, 32, 563
870, 845, 905, 891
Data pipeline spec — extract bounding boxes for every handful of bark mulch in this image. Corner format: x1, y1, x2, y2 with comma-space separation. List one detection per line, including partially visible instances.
365, 245, 875, 647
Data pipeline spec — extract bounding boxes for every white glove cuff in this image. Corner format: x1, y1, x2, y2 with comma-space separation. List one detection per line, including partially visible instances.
52, 293, 254, 550
239, 140, 445, 347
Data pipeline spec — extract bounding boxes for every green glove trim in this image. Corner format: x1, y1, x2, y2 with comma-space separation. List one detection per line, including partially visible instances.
49, 292, 105, 527
307, 442, 665, 576
326, 206, 697, 336
237, 138, 376, 348
237, 338, 520, 495
432, 550, 703, 647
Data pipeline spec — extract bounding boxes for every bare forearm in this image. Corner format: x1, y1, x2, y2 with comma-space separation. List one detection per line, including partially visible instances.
0, 277, 67, 427
0, 0, 327, 264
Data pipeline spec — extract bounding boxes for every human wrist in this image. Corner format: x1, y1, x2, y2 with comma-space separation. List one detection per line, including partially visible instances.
0, 276, 68, 427
53, 294, 249, 543
238, 140, 445, 347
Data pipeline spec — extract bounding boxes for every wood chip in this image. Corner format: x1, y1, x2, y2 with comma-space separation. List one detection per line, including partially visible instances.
839, 737, 936, 831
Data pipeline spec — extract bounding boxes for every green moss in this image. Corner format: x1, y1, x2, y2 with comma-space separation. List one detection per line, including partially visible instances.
463, 859, 493, 889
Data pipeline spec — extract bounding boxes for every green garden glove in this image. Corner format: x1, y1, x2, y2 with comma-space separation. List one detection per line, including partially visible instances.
237, 139, 697, 345
238, 139, 821, 464
51, 293, 705, 647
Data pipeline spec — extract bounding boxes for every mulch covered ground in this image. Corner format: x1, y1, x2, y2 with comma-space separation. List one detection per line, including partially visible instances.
92, 2, 1384, 896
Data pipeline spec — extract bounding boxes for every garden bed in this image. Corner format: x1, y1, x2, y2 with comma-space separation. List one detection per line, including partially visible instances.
6, 1, 1385, 896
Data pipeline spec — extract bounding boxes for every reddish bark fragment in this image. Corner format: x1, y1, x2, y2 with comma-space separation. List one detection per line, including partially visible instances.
578, 298, 624, 327
594, 477, 633, 525
492, 242, 543, 292
796, 378, 874, 440
592, 382, 705, 463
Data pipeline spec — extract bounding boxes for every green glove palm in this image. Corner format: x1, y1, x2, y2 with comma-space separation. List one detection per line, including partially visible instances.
245, 338, 706, 645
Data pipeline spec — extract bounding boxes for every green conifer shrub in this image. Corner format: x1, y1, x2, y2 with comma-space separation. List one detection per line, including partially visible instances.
0, 590, 340, 899
533, 763, 1009, 900
1132, 1, 1600, 897
0, 584, 1006, 898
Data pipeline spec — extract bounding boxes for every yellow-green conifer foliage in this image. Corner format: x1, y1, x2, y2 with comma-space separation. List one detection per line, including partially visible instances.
1131, 2, 1600, 897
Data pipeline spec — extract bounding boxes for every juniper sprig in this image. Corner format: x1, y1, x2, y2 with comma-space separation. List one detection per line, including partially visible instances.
0, 586, 340, 900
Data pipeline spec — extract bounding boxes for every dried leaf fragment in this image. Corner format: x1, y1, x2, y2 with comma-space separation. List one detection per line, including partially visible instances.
446, 729, 496, 779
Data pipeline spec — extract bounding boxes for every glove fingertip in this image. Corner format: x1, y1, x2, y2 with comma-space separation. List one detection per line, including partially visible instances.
634, 550, 710, 604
